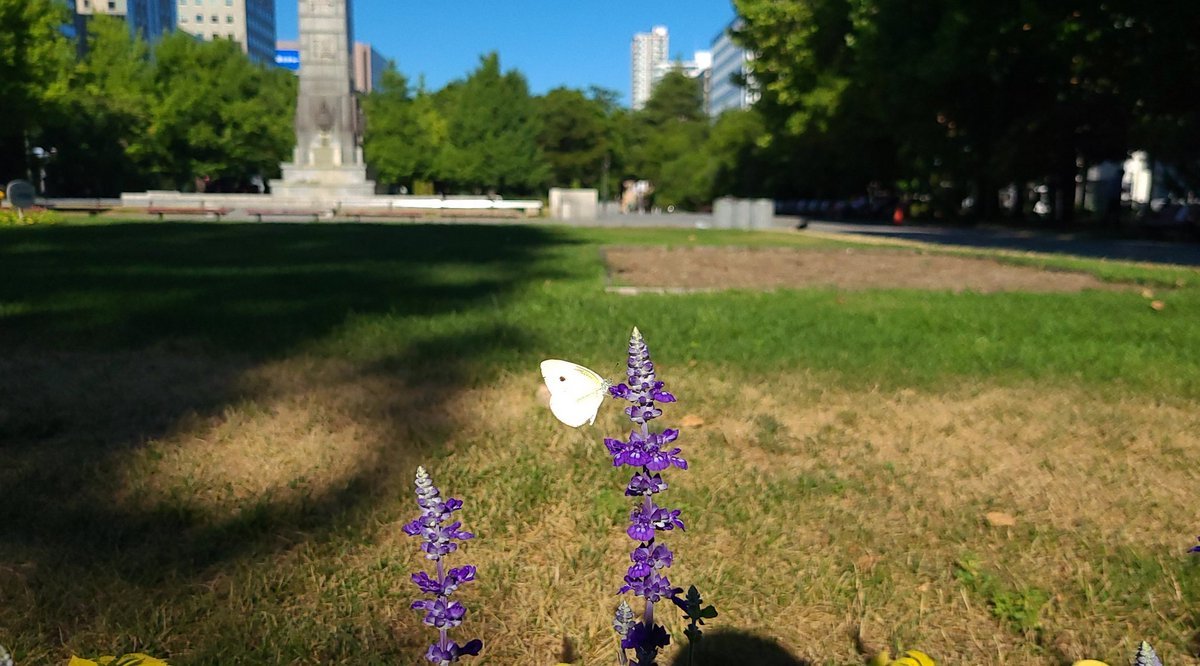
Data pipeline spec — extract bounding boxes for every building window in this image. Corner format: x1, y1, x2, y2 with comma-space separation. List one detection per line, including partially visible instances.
180, 15, 187, 21
226, 14, 233, 22
107, 0, 115, 8
211, 14, 217, 22
226, 0, 232, 4
196, 13, 202, 21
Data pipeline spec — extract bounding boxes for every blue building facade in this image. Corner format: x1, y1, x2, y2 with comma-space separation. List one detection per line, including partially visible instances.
71, 0, 175, 52
708, 19, 758, 117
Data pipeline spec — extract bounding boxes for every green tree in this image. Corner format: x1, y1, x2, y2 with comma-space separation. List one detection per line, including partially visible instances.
535, 87, 611, 188
363, 64, 447, 192
144, 33, 294, 189
435, 52, 548, 194
734, 0, 1200, 220
42, 14, 154, 195
625, 71, 712, 209
0, 0, 73, 181
707, 108, 770, 198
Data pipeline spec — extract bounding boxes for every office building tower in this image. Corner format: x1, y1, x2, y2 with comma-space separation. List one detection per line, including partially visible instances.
74, 0, 175, 44
708, 19, 759, 117
177, 0, 276, 65
352, 42, 386, 93
630, 25, 668, 110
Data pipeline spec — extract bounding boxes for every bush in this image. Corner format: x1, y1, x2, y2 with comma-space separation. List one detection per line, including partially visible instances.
0, 206, 61, 227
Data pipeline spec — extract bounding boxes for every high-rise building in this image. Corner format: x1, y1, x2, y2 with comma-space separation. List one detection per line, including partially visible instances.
708, 19, 759, 117
275, 40, 387, 94
630, 25, 668, 110
352, 42, 386, 93
177, 0, 276, 65
74, 0, 175, 44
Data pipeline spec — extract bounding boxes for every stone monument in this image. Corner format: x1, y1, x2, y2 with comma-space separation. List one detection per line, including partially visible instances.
270, 0, 375, 199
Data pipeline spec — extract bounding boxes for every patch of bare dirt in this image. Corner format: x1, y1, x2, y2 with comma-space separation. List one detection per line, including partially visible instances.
605, 246, 1125, 293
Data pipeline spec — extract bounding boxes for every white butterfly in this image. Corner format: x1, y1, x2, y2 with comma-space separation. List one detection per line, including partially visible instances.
540, 359, 611, 427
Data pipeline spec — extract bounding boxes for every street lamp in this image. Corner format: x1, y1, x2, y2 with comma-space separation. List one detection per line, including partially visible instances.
29, 146, 56, 195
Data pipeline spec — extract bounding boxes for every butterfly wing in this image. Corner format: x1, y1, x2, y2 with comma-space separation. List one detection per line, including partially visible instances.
540, 359, 608, 427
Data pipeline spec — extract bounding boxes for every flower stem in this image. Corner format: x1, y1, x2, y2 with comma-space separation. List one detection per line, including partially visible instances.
437, 558, 448, 652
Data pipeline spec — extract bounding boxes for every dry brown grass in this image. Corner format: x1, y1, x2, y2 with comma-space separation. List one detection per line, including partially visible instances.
5, 352, 1200, 665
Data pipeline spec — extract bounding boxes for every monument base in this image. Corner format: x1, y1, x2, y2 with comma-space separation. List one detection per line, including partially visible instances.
269, 162, 376, 199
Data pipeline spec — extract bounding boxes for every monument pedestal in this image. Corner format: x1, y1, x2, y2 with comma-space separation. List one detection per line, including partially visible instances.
270, 162, 375, 199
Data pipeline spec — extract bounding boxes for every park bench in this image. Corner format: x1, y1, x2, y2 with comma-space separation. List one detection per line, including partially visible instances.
147, 206, 232, 221
246, 208, 327, 222
45, 201, 116, 216
338, 208, 424, 223
435, 208, 524, 219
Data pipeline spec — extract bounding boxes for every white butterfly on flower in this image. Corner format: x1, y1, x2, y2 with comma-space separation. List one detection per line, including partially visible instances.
540, 359, 611, 427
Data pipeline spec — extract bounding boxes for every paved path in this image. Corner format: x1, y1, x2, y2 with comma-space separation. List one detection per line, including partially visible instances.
588, 213, 1200, 267
804, 220, 1200, 267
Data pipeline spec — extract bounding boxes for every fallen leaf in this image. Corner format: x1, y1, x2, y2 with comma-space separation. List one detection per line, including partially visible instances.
1141, 288, 1155, 299
1150, 300, 1165, 311
855, 553, 881, 570
680, 414, 705, 427
985, 511, 1016, 527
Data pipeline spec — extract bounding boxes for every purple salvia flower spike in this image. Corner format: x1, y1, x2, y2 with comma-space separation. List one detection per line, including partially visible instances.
405, 466, 481, 664
603, 327, 704, 665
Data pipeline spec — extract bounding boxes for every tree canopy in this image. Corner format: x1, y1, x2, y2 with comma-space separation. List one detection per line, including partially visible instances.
733, 0, 1200, 219
1, 4, 295, 195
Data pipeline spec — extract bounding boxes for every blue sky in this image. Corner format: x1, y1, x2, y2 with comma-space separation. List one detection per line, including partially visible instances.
276, 0, 737, 104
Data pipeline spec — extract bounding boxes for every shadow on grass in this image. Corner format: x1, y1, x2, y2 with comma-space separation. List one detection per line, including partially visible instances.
669, 630, 811, 665
0, 222, 577, 353
0, 222, 576, 661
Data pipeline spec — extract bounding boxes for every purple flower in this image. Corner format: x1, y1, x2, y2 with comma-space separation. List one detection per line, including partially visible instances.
405, 466, 481, 663
1190, 536, 1200, 553
619, 571, 681, 603
426, 640, 483, 665
607, 430, 687, 473
412, 565, 477, 597
606, 327, 702, 665
631, 543, 674, 571
403, 470, 474, 562
627, 501, 686, 540
608, 327, 675, 426
621, 621, 670, 652
411, 598, 468, 629
626, 472, 667, 496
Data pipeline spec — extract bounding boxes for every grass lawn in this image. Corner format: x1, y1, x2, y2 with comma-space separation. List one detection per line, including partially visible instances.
1, 220, 1199, 665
